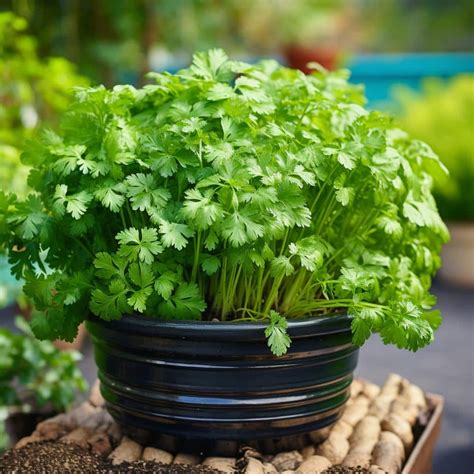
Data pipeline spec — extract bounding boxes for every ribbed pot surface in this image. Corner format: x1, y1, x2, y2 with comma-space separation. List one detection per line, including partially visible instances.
86, 314, 359, 452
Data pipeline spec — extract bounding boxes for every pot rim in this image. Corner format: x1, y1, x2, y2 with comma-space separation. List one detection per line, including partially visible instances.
87, 312, 353, 341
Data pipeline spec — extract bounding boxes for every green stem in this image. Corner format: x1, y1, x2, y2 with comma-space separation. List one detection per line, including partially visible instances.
191, 231, 202, 282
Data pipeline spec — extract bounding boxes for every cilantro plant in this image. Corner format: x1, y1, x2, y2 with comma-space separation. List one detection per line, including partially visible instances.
0, 316, 87, 450
0, 50, 448, 355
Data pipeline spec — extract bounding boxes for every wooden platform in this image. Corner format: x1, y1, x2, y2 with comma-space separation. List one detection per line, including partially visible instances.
2, 375, 443, 474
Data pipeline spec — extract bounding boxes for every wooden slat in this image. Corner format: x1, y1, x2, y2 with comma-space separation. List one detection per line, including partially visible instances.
402, 393, 444, 474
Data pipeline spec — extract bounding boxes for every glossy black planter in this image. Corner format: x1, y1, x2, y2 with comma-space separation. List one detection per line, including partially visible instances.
86, 313, 359, 453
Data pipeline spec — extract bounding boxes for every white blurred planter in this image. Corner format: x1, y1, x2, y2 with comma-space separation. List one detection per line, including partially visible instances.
440, 222, 474, 287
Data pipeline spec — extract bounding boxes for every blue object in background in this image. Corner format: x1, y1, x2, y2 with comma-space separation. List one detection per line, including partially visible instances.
0, 256, 22, 308
346, 53, 474, 108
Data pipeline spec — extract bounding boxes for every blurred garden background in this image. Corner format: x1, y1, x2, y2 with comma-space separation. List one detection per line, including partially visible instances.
0, 1, 473, 472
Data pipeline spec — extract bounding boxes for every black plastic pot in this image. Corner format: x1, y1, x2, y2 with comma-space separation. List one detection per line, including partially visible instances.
86, 313, 358, 454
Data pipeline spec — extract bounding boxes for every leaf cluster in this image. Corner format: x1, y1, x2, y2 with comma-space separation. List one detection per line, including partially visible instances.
0, 316, 87, 449
0, 49, 448, 354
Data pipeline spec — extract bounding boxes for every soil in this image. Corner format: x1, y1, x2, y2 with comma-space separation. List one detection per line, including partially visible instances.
323, 467, 369, 473
0, 442, 224, 474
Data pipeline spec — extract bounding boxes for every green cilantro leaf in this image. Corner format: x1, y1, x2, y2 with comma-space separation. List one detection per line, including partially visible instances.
116, 227, 163, 264
265, 311, 292, 357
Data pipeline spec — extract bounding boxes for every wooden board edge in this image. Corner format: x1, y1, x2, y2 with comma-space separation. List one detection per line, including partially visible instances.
402, 393, 444, 474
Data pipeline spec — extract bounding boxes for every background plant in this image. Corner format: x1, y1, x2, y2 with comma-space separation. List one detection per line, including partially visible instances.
0, 12, 89, 196
0, 316, 87, 450
395, 75, 474, 222
3, 0, 471, 86
0, 12, 89, 307
0, 50, 448, 355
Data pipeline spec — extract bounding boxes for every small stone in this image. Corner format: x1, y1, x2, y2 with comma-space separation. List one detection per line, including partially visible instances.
36, 413, 76, 432
272, 450, 303, 471
87, 432, 112, 457
202, 456, 236, 473
262, 462, 278, 473
363, 382, 381, 400
142, 446, 173, 464
106, 422, 122, 443
108, 436, 143, 465
301, 445, 315, 459
173, 453, 201, 465
330, 419, 353, 439
89, 380, 105, 407
60, 427, 93, 449
241, 446, 263, 460
341, 396, 370, 426
296, 455, 332, 474
308, 426, 331, 444
369, 465, 387, 473
382, 413, 414, 452
15, 434, 42, 449
315, 433, 350, 465
350, 379, 364, 398
244, 457, 265, 474
35, 422, 69, 441
70, 401, 98, 426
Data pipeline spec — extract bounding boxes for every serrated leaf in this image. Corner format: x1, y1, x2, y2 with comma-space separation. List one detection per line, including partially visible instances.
201, 255, 221, 275
90, 280, 129, 320
154, 272, 178, 300
265, 311, 291, 357
159, 221, 193, 250
158, 283, 206, 320
116, 227, 163, 264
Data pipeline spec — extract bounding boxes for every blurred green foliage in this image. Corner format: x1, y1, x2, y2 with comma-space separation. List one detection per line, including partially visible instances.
353, 0, 473, 52
2, 0, 471, 86
396, 75, 474, 222
0, 316, 87, 450
0, 11, 89, 197
0, 1, 347, 84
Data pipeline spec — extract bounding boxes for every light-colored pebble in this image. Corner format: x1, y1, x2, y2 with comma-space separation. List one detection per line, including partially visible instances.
296, 455, 332, 473
390, 399, 419, 426
60, 427, 93, 449
301, 445, 315, 459
142, 446, 173, 464
330, 419, 353, 439
89, 380, 105, 407
363, 382, 381, 400
272, 450, 303, 471
263, 462, 278, 473
380, 374, 402, 398
245, 457, 265, 474
35, 421, 69, 441
341, 396, 370, 426
315, 432, 350, 465
202, 457, 236, 473
382, 413, 414, 452
173, 453, 201, 465
87, 432, 112, 457
308, 426, 331, 444
342, 451, 372, 468
372, 431, 405, 474
350, 379, 364, 398
108, 436, 143, 465
368, 394, 395, 421
15, 434, 42, 449
369, 465, 387, 473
